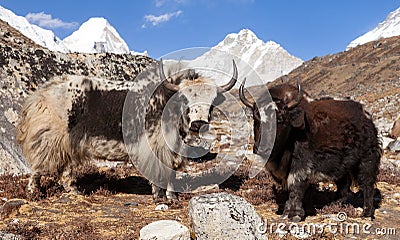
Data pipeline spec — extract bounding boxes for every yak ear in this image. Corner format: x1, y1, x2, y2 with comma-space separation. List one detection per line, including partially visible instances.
289, 107, 305, 129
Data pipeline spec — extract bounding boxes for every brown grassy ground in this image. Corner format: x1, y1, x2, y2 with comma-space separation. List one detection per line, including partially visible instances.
0, 159, 399, 240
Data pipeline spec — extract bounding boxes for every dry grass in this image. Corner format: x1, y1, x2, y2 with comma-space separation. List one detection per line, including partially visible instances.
0, 161, 398, 239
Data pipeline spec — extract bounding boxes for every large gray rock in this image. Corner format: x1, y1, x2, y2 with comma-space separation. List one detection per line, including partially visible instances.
139, 220, 190, 240
189, 192, 266, 240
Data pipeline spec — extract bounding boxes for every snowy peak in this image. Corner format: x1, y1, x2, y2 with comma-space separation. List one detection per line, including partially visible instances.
63, 17, 130, 54
347, 7, 400, 50
198, 28, 303, 86
217, 29, 282, 52
0, 5, 69, 52
219, 29, 261, 46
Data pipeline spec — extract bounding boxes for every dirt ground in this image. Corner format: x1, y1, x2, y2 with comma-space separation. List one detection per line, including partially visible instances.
0, 157, 399, 240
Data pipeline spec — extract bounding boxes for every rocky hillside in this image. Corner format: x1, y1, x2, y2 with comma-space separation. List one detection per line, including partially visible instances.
0, 19, 154, 175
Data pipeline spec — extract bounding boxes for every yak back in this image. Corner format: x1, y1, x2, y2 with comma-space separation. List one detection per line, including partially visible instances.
68, 88, 128, 142
302, 99, 370, 150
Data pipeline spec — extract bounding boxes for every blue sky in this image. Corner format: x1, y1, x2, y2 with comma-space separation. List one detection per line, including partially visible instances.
0, 0, 399, 61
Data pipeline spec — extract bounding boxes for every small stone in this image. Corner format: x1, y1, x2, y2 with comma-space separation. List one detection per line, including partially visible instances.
0, 199, 27, 218
4, 108, 18, 125
388, 138, 400, 152
139, 220, 190, 240
10, 219, 19, 225
155, 204, 168, 211
124, 202, 138, 207
381, 136, 395, 149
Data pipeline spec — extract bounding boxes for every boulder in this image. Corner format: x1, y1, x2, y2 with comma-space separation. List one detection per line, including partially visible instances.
388, 138, 400, 152
189, 192, 266, 240
139, 220, 190, 240
391, 117, 400, 139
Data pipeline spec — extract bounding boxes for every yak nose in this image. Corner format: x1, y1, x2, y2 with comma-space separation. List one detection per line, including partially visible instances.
190, 120, 209, 133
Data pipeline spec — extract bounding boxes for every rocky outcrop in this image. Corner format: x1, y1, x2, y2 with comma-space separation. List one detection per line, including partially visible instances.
189, 192, 266, 240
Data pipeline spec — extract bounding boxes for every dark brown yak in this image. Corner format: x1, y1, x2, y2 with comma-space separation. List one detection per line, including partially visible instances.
240, 81, 381, 221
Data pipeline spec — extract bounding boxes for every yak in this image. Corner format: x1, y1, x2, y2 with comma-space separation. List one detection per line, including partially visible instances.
16, 60, 238, 199
239, 80, 381, 221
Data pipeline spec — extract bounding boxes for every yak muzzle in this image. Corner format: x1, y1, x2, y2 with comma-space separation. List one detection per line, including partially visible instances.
189, 120, 209, 133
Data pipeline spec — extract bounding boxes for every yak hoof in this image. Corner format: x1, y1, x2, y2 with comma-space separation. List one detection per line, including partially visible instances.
362, 207, 375, 219
283, 208, 305, 222
62, 184, 81, 194
291, 215, 302, 222
166, 191, 177, 200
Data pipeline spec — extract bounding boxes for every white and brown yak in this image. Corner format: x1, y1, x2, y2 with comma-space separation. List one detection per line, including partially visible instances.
16, 60, 238, 199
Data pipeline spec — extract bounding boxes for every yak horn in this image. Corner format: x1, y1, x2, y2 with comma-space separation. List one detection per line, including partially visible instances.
287, 81, 302, 109
239, 78, 254, 109
218, 59, 238, 93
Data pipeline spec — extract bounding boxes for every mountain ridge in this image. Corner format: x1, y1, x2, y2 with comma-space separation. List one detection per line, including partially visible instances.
347, 7, 400, 50
0, 5, 69, 52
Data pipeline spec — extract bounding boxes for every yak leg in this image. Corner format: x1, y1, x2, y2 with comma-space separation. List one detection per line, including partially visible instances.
359, 174, 376, 218
152, 172, 177, 200
335, 175, 352, 203
283, 180, 309, 222
166, 171, 177, 200
359, 150, 380, 218
362, 183, 375, 218
60, 167, 80, 194
152, 184, 166, 200
27, 171, 42, 193
283, 142, 309, 222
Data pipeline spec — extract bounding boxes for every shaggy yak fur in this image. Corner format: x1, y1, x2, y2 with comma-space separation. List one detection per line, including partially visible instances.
16, 60, 237, 199
240, 82, 381, 221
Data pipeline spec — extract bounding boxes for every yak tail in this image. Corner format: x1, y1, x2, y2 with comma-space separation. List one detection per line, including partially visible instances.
16, 93, 75, 174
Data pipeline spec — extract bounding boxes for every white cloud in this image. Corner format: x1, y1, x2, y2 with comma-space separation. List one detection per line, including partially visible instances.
143, 10, 183, 27
155, 0, 187, 7
25, 12, 78, 29
155, 0, 167, 7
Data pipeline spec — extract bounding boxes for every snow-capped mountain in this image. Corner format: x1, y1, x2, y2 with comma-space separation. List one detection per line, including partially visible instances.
0, 5, 69, 52
347, 7, 400, 50
166, 29, 303, 87
63, 17, 130, 54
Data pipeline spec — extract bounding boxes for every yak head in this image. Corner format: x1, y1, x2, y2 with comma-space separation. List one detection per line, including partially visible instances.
239, 81, 307, 158
160, 60, 238, 135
